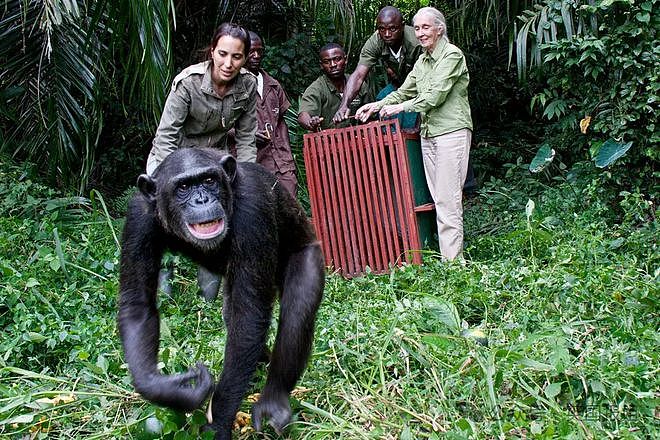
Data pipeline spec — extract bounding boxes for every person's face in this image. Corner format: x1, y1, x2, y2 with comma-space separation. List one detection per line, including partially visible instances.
319, 48, 346, 80
211, 35, 246, 83
376, 14, 403, 47
414, 14, 442, 51
246, 37, 264, 73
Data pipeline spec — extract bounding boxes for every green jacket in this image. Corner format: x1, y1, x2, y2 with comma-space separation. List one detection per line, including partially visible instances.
358, 25, 422, 87
147, 61, 257, 175
299, 74, 372, 130
378, 38, 472, 138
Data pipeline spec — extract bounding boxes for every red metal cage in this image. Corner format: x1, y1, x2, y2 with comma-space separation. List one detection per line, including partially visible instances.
303, 120, 426, 278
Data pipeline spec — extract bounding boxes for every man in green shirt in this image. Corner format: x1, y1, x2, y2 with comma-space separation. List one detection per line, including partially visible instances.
298, 43, 372, 131
356, 7, 473, 261
333, 6, 422, 125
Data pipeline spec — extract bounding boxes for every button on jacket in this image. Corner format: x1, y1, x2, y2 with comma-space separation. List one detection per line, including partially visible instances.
147, 61, 257, 175
377, 38, 473, 138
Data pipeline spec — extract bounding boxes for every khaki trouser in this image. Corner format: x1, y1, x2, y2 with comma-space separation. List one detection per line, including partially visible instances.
421, 129, 472, 260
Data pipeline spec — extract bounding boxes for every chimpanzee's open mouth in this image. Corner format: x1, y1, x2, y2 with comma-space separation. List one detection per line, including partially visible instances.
187, 218, 225, 239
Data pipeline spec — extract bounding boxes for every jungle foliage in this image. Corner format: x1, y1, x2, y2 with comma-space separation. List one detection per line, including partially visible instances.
0, 147, 657, 438
0, 1, 658, 438
1, 0, 656, 195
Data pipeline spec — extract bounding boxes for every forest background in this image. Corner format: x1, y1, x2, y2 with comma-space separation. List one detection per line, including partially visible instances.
0, 0, 657, 439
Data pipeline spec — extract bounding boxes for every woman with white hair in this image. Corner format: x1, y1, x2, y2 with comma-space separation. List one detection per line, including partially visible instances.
356, 7, 473, 261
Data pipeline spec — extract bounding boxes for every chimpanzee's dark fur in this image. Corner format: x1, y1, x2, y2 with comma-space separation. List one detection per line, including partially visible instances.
117, 147, 324, 439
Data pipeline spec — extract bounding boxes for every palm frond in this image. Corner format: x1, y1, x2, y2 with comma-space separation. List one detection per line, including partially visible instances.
0, 0, 104, 191
108, 0, 175, 126
0, 0, 175, 191
514, 0, 597, 80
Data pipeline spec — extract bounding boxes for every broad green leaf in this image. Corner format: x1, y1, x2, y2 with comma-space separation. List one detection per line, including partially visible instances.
517, 357, 554, 371
0, 413, 34, 425
421, 334, 455, 349
26, 332, 47, 343
456, 417, 475, 433
529, 144, 555, 172
96, 354, 108, 373
544, 382, 562, 399
590, 379, 606, 394
594, 139, 633, 168
400, 426, 414, 440
424, 299, 461, 332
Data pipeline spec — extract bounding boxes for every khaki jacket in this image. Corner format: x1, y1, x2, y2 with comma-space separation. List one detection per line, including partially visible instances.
147, 61, 257, 175
379, 38, 472, 138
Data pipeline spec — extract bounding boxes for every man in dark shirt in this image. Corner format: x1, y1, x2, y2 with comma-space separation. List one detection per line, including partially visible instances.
245, 31, 298, 196
333, 6, 422, 124
298, 43, 372, 132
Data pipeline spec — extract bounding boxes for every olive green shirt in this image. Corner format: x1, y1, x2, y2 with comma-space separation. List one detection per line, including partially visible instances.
299, 74, 372, 130
358, 25, 423, 87
147, 61, 257, 175
377, 38, 472, 138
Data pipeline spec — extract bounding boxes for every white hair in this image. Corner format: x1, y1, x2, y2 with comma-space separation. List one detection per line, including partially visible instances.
413, 7, 448, 40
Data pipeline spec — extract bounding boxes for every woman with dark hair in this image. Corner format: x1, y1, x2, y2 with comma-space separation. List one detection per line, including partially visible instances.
148, 23, 257, 301
146, 22, 257, 175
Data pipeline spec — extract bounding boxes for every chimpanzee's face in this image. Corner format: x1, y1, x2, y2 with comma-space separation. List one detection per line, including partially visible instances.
171, 171, 228, 242
139, 151, 236, 252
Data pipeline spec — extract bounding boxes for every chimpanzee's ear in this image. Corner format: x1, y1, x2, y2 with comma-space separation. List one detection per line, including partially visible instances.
137, 174, 157, 201
220, 155, 237, 183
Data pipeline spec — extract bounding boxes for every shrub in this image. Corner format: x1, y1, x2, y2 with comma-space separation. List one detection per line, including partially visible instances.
520, 0, 659, 169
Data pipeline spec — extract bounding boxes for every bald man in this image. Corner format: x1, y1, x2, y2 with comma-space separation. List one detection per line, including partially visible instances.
333, 6, 422, 124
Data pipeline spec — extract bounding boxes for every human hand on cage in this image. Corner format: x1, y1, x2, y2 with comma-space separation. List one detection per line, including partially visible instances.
355, 102, 380, 122
379, 103, 405, 119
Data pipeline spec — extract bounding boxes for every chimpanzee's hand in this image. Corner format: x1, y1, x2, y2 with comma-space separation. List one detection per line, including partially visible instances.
133, 362, 214, 412
252, 391, 292, 434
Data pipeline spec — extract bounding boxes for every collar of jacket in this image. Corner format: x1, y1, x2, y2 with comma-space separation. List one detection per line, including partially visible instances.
322, 73, 349, 95
422, 38, 449, 63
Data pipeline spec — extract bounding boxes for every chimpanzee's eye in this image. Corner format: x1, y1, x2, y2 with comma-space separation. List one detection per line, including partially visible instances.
176, 182, 191, 198
203, 177, 219, 190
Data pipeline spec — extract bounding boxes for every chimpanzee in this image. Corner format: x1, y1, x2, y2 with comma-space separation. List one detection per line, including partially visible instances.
117, 147, 325, 439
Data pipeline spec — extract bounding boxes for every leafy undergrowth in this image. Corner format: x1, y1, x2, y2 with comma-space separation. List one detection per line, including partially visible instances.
0, 158, 657, 439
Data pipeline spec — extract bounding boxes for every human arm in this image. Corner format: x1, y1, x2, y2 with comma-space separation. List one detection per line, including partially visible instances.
146, 87, 190, 175
297, 112, 324, 132
400, 51, 465, 114
354, 66, 418, 121
233, 87, 258, 162
332, 64, 370, 123
298, 85, 323, 131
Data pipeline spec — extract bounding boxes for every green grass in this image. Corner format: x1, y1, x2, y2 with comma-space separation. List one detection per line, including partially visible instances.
0, 158, 657, 439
